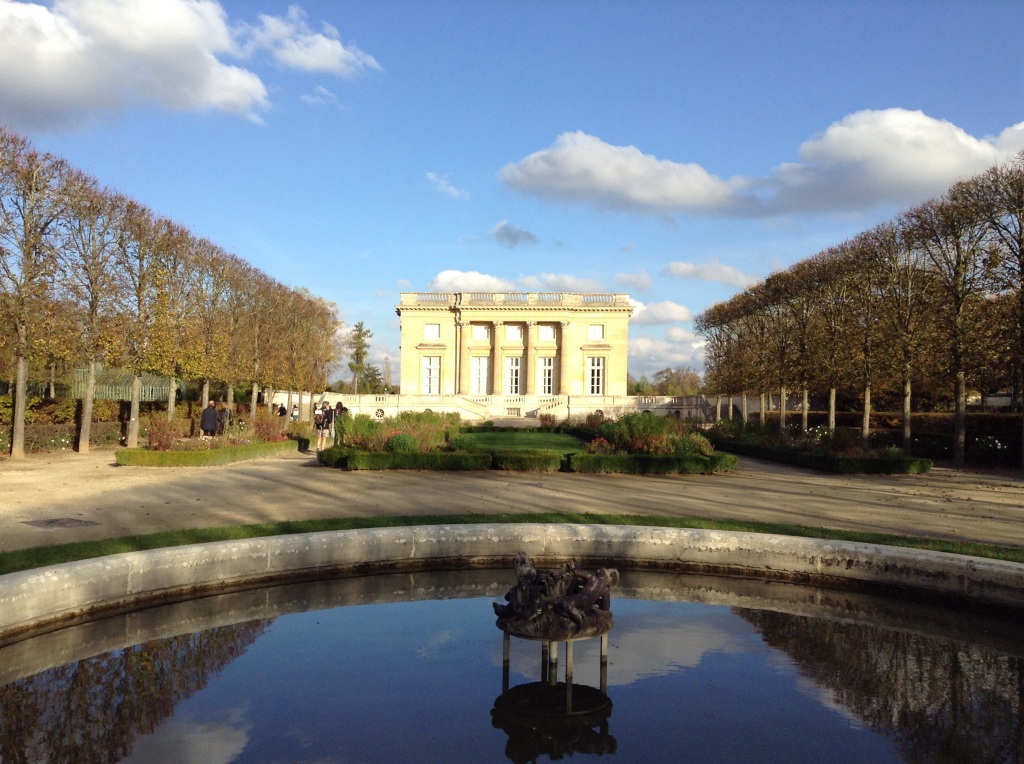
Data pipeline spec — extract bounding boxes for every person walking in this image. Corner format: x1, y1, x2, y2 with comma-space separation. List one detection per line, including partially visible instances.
315, 402, 335, 452
200, 400, 218, 438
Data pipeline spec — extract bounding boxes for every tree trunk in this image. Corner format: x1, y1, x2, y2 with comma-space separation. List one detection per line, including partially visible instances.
166, 375, 176, 421
10, 353, 29, 459
298, 391, 305, 421
828, 388, 836, 433
902, 373, 912, 455
227, 384, 234, 413
954, 370, 966, 467
251, 381, 260, 418
862, 383, 872, 445
48, 364, 56, 398
201, 379, 210, 408
801, 386, 809, 433
741, 392, 748, 424
778, 385, 787, 432
759, 393, 766, 425
127, 375, 142, 448
714, 395, 721, 422
726, 395, 733, 420
78, 357, 97, 454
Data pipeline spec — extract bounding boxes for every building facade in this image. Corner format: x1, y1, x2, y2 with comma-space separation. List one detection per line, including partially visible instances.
396, 292, 633, 400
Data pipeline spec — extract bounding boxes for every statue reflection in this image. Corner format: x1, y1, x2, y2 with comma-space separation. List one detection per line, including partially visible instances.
491, 553, 618, 761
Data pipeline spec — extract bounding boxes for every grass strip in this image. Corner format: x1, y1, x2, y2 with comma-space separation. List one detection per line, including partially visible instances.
2, 513, 1022, 576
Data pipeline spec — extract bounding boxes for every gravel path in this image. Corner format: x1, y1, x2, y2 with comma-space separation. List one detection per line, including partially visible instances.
1, 449, 1022, 553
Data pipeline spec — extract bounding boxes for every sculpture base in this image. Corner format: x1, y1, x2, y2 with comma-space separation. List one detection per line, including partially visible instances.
496, 608, 614, 641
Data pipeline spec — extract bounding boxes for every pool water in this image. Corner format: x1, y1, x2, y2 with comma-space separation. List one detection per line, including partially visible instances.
1, 569, 1021, 763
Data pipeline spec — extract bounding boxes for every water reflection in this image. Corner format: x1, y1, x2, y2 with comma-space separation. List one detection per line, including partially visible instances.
0, 570, 1022, 762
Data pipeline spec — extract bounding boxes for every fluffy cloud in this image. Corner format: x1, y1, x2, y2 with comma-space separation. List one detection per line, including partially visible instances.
517, 272, 603, 292
661, 258, 758, 288
0, 0, 377, 130
427, 172, 470, 200
628, 335, 704, 375
614, 269, 651, 292
490, 220, 537, 248
500, 130, 743, 214
500, 110, 1024, 218
428, 269, 515, 292
240, 6, 379, 76
630, 300, 692, 325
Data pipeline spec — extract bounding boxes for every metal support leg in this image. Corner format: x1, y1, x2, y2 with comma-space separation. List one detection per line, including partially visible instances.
600, 633, 608, 694
502, 632, 510, 692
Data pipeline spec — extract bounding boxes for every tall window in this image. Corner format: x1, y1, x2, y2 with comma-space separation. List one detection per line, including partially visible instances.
539, 357, 554, 395
471, 356, 489, 395
506, 356, 521, 395
422, 356, 441, 394
587, 357, 605, 395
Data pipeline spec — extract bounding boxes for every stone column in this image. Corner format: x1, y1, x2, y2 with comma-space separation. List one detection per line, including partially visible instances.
491, 321, 504, 395
457, 320, 470, 395
558, 321, 571, 395
524, 321, 537, 395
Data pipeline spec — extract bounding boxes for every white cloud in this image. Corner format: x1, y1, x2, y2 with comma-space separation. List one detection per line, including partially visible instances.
614, 268, 651, 292
666, 326, 699, 343
240, 6, 380, 76
500, 110, 1024, 218
661, 258, 758, 288
630, 299, 692, 324
500, 130, 742, 214
428, 269, 515, 292
490, 220, 537, 248
516, 272, 603, 292
0, 0, 378, 130
629, 335, 703, 375
427, 172, 469, 200
300, 85, 339, 106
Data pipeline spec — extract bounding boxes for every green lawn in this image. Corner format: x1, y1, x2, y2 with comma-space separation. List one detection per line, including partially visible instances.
459, 430, 587, 451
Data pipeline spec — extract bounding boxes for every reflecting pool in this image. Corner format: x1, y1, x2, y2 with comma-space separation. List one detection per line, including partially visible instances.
1, 569, 1022, 763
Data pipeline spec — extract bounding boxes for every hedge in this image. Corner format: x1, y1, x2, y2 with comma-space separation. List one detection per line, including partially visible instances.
490, 448, 565, 472
568, 452, 727, 475
317, 448, 492, 471
709, 440, 932, 474
115, 438, 299, 467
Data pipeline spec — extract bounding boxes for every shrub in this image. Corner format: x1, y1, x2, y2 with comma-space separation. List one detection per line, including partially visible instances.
600, 411, 669, 451
491, 448, 564, 472
585, 437, 616, 454
673, 432, 714, 457
252, 409, 286, 441
146, 415, 178, 451
385, 433, 417, 452
538, 413, 557, 428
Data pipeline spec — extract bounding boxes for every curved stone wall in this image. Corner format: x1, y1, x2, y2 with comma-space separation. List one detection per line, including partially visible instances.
2, 524, 1023, 641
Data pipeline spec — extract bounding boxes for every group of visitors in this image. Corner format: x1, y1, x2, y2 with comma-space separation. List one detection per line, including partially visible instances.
275, 399, 347, 452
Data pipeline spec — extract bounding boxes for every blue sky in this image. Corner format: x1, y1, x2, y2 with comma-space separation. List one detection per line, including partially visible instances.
2, 0, 1022, 382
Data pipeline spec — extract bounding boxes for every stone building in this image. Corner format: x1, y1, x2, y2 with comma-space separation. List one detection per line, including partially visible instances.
396, 292, 633, 401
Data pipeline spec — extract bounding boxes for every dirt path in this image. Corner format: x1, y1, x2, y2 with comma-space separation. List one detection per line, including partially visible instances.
1, 449, 1022, 553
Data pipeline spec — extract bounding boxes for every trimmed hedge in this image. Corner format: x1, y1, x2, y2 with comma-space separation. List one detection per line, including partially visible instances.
568, 452, 726, 474
490, 448, 565, 472
709, 440, 932, 474
318, 446, 736, 474
317, 448, 492, 471
115, 438, 299, 467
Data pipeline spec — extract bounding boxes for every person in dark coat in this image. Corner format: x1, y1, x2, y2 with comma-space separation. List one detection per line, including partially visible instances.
200, 400, 218, 437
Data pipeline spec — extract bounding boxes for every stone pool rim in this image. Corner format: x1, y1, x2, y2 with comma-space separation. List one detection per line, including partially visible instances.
2, 523, 1022, 643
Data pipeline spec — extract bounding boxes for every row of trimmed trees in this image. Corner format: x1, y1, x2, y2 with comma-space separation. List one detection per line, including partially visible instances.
695, 151, 1024, 467
0, 127, 342, 459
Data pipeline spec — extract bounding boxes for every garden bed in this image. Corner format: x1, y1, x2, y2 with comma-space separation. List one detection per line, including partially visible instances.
115, 438, 300, 467
709, 439, 932, 474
